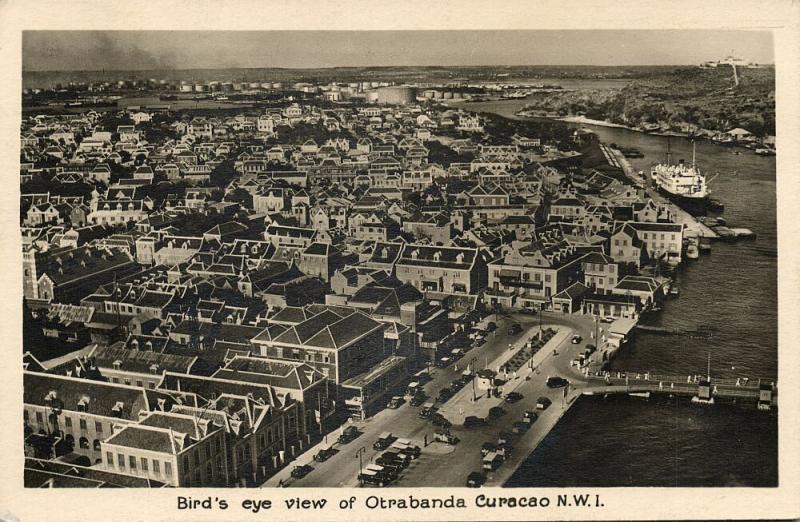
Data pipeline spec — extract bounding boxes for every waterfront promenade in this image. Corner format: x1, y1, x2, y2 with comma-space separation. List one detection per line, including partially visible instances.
261, 312, 597, 488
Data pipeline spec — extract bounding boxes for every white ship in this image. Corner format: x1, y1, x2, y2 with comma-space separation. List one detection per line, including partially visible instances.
651, 141, 713, 215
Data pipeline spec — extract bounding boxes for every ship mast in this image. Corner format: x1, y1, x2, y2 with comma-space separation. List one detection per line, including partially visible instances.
665, 137, 671, 165
691, 140, 696, 170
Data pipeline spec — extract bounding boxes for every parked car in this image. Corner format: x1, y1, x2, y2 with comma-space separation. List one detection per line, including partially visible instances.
450, 378, 465, 391
435, 356, 451, 368
482, 451, 503, 471
536, 397, 552, 410
523, 410, 538, 424
377, 450, 410, 468
437, 387, 453, 402
497, 431, 513, 445
387, 396, 405, 409
466, 471, 486, 487
521, 307, 538, 315
359, 469, 389, 487
512, 421, 530, 434
313, 447, 335, 462
391, 438, 422, 459
373, 431, 395, 450
291, 464, 313, 479
571, 334, 583, 344
505, 391, 523, 403
419, 402, 437, 418
481, 441, 497, 456
486, 322, 497, 332
463, 415, 486, 428
488, 406, 506, 419
434, 430, 459, 445
429, 412, 452, 429
546, 376, 569, 388
338, 426, 359, 444
410, 392, 427, 407
508, 323, 523, 335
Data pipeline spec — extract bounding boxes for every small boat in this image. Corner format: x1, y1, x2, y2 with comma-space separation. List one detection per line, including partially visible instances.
708, 199, 725, 212
669, 285, 681, 297
699, 238, 712, 253
687, 244, 700, 259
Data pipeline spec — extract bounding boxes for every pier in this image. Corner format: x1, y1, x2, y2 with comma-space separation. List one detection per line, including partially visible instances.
606, 146, 718, 239
584, 372, 777, 407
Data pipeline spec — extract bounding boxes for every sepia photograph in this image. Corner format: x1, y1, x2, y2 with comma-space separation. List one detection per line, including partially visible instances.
1, 1, 799, 520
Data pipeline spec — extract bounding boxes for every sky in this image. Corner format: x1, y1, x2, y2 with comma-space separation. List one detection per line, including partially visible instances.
22, 30, 775, 71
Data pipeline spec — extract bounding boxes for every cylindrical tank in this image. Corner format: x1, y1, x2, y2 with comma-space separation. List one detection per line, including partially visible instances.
376, 86, 417, 105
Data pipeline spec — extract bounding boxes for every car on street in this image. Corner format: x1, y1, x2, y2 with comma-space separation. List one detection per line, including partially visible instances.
377, 450, 410, 468
359, 468, 391, 487
291, 464, 313, 479
391, 438, 422, 459
463, 415, 486, 428
419, 402, 437, 418
497, 431, 513, 445
387, 395, 405, 409
437, 387, 453, 402
488, 406, 506, 419
481, 441, 497, 456
505, 391, 523, 403
410, 392, 427, 407
571, 334, 583, 344
450, 378, 465, 391
512, 421, 530, 434
536, 397, 552, 410
521, 307, 538, 315
429, 412, 452, 429
434, 430, 459, 445
338, 426, 360, 444
466, 471, 486, 487
313, 447, 335, 462
373, 431, 395, 450
546, 376, 570, 388
435, 356, 451, 368
508, 323, 523, 335
486, 322, 497, 332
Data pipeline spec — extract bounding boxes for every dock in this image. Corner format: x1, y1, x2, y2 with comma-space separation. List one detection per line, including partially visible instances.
607, 146, 718, 239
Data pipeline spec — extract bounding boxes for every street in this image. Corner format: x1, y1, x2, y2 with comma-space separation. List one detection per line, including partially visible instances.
262, 311, 600, 488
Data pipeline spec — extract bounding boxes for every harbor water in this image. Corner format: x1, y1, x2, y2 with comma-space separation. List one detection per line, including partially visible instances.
459, 98, 778, 487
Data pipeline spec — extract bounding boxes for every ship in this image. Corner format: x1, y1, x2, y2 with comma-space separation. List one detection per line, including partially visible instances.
651, 140, 716, 215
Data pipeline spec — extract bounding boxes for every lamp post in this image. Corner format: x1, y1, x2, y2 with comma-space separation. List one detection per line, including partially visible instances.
355, 446, 366, 485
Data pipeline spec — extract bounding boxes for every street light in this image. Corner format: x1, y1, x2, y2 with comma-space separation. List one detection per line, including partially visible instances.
355, 446, 366, 485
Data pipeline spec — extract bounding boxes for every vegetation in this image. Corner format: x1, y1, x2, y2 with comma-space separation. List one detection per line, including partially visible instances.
520, 67, 775, 136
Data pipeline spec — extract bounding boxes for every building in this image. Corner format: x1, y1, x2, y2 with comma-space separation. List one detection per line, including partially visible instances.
395, 244, 487, 295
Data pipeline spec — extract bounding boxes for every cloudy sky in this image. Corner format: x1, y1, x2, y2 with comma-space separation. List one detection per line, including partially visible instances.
22, 30, 775, 71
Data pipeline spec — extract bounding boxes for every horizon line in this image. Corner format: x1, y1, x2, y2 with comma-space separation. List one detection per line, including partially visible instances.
23, 63, 776, 74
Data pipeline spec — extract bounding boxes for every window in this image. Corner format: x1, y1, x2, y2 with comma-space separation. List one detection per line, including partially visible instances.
36, 411, 43, 424
129, 456, 137, 471
136, 380, 143, 388
79, 437, 89, 449
79, 418, 87, 430
141, 457, 148, 472
183, 455, 189, 470
24, 410, 29, 422
65, 417, 72, 428
118, 454, 125, 468
95, 421, 103, 433
93, 439, 101, 451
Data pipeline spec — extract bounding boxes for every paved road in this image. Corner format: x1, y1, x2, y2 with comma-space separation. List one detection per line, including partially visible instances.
262, 312, 599, 488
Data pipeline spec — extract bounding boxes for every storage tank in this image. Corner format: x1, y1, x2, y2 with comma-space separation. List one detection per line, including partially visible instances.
376, 86, 417, 105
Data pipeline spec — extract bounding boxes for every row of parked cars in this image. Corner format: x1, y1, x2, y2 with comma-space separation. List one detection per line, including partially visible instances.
466, 407, 545, 487
360, 434, 423, 487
